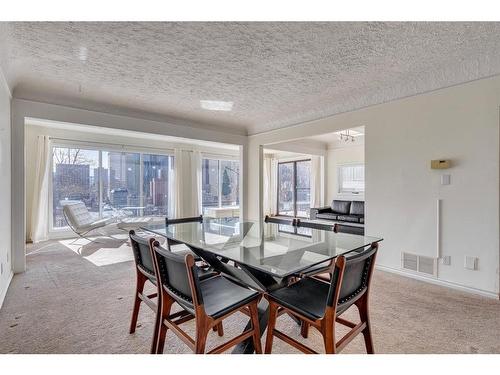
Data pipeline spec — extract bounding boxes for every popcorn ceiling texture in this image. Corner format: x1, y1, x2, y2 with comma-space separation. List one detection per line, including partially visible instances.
2, 22, 500, 135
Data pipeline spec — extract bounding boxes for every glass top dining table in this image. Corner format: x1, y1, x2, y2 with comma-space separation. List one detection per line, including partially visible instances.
141, 217, 382, 279
141, 217, 382, 354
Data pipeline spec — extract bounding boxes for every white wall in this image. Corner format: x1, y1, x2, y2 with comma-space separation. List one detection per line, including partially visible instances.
11, 99, 247, 273
0, 69, 12, 308
265, 139, 327, 157
326, 143, 365, 203
246, 75, 500, 297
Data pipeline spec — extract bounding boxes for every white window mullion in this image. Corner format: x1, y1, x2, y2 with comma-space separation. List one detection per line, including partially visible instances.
48, 146, 55, 231
98, 150, 103, 219
218, 160, 222, 208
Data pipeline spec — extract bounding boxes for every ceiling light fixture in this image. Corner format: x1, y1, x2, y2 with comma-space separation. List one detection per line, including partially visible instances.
339, 130, 356, 143
200, 100, 233, 111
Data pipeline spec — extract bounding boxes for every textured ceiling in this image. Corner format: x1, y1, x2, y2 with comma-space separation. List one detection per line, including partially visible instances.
2, 22, 500, 135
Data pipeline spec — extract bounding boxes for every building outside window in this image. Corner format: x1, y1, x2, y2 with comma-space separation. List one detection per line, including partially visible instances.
201, 158, 239, 214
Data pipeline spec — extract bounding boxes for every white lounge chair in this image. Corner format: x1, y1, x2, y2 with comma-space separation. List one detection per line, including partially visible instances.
62, 202, 111, 241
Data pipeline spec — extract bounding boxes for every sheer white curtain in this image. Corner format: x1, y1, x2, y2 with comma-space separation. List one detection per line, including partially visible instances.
263, 155, 278, 216
30, 135, 51, 243
310, 155, 322, 209
173, 149, 202, 218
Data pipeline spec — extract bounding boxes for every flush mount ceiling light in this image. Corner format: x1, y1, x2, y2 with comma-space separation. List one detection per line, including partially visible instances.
200, 100, 233, 111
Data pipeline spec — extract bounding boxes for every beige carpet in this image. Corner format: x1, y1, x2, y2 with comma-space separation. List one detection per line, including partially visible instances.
0, 235, 499, 354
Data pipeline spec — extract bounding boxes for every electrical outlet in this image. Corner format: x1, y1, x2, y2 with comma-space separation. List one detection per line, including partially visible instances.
442, 256, 451, 265
464, 256, 478, 270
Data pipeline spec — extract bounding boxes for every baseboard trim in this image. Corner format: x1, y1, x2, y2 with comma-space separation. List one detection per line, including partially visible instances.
376, 264, 499, 299
0, 271, 14, 309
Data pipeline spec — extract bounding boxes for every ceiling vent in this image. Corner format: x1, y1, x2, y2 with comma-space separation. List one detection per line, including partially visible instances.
401, 252, 437, 277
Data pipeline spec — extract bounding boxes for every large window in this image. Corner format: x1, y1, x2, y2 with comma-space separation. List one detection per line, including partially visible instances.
202, 158, 239, 213
338, 164, 364, 194
277, 160, 311, 218
51, 145, 174, 229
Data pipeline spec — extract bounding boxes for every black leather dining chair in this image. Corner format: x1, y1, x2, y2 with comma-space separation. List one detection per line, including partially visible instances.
334, 223, 365, 236
295, 218, 335, 231
264, 243, 379, 354
296, 222, 366, 282
129, 229, 221, 354
164, 215, 204, 258
165, 215, 203, 226
264, 215, 296, 226
151, 239, 263, 354
129, 230, 161, 354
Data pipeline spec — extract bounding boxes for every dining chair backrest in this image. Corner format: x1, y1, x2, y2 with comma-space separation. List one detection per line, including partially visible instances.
295, 219, 335, 231
129, 230, 156, 277
151, 240, 203, 306
333, 223, 365, 236
165, 215, 203, 226
326, 243, 378, 311
264, 215, 296, 226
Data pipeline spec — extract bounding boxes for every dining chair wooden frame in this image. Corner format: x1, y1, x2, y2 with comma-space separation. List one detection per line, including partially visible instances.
151, 240, 263, 354
128, 230, 163, 354
265, 243, 378, 354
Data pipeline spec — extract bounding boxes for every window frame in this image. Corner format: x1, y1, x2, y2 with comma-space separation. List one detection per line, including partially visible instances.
48, 140, 174, 234
337, 162, 365, 195
276, 158, 311, 218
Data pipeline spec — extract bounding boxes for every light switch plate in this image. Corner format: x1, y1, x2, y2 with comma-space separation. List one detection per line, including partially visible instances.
441, 174, 451, 185
465, 256, 478, 270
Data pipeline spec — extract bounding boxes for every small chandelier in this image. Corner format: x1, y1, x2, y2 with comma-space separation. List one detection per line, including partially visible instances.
339, 130, 355, 143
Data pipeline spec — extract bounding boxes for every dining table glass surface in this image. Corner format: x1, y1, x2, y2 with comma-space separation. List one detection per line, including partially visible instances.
141, 218, 382, 278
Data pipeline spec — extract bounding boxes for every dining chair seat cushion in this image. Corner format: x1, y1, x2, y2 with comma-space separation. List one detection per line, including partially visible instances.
268, 277, 329, 320
200, 276, 260, 319
268, 277, 352, 321
197, 268, 219, 281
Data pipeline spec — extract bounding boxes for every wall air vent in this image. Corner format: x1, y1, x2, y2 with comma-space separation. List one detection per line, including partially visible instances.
402, 252, 418, 271
401, 252, 437, 276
